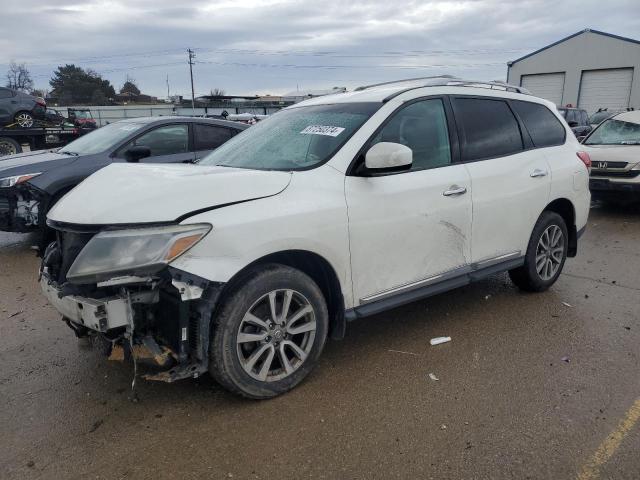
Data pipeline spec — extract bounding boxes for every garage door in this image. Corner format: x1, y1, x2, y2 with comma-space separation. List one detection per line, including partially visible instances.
520, 73, 565, 105
578, 68, 633, 114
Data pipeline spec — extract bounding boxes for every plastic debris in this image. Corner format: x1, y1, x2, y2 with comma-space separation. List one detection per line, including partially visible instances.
428, 373, 439, 381
430, 336, 452, 346
388, 349, 419, 356
561, 356, 570, 363
440, 424, 447, 430
562, 302, 572, 308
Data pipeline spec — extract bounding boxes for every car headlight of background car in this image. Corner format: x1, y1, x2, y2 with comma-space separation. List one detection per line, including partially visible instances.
66, 224, 211, 284
0, 173, 41, 188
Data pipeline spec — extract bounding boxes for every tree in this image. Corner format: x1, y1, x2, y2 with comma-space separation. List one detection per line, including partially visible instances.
49, 64, 115, 105
120, 75, 141, 96
210, 88, 226, 97
30, 88, 47, 98
6, 61, 34, 92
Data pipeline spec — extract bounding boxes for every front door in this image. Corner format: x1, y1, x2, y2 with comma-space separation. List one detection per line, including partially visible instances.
345, 97, 473, 306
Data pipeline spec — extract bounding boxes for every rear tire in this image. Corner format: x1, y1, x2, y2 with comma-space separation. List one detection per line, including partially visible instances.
14, 111, 35, 128
0, 137, 21, 156
209, 264, 329, 399
509, 211, 568, 292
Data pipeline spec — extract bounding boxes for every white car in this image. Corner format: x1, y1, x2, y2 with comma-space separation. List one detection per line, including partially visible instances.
582, 110, 640, 204
40, 77, 591, 398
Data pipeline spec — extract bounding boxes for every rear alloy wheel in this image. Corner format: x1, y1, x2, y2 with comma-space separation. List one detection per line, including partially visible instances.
509, 211, 568, 292
209, 264, 328, 399
0, 137, 21, 156
14, 111, 35, 128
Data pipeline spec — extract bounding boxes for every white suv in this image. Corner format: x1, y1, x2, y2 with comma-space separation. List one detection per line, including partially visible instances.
40, 77, 591, 398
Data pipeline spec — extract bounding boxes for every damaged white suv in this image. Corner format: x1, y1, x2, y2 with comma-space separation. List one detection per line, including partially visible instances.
41, 77, 591, 398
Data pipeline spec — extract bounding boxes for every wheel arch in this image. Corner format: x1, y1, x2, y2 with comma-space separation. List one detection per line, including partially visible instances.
220, 249, 347, 340
543, 198, 577, 257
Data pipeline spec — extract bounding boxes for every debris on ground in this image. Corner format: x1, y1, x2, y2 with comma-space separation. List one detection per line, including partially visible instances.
428, 373, 439, 381
562, 302, 572, 308
561, 356, 570, 363
8, 311, 22, 318
430, 337, 452, 346
440, 424, 447, 430
387, 349, 419, 356
484, 295, 491, 300
26, 461, 35, 468
89, 419, 104, 433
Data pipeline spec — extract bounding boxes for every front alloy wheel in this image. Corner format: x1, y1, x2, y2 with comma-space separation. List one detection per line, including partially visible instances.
237, 289, 316, 382
209, 264, 328, 399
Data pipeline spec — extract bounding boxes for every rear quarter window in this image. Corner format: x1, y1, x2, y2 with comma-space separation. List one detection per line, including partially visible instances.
511, 100, 566, 148
452, 97, 524, 161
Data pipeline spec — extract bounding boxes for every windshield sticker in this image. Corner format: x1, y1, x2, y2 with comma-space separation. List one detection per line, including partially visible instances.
300, 125, 345, 137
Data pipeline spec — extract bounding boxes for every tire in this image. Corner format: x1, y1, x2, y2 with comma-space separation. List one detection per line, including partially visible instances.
0, 137, 21, 157
509, 211, 568, 292
209, 264, 329, 399
14, 111, 35, 128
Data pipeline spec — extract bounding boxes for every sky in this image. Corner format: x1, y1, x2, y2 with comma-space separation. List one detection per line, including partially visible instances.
1, 0, 639, 98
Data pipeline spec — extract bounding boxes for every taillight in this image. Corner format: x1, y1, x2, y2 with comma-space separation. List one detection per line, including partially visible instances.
577, 151, 591, 169
36, 98, 46, 107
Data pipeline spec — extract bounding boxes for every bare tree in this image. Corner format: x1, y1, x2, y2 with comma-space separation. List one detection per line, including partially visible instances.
6, 61, 34, 92
210, 88, 226, 97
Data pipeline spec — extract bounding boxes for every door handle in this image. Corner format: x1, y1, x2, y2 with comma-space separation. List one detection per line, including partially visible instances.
443, 185, 467, 196
530, 169, 548, 178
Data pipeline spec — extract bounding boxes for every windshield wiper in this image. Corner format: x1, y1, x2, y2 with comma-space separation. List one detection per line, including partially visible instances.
58, 150, 79, 156
621, 141, 640, 145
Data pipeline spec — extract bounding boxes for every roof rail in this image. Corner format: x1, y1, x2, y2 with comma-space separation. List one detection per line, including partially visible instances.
354, 76, 531, 102
354, 75, 457, 91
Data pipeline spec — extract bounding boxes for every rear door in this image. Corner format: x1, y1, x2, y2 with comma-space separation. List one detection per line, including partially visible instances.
451, 96, 551, 264
193, 123, 236, 161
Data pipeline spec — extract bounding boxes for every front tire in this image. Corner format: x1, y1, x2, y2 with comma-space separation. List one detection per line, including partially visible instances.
509, 211, 568, 292
209, 264, 329, 399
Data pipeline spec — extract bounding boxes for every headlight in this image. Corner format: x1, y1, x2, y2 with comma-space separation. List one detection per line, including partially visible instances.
0, 173, 41, 188
66, 224, 211, 284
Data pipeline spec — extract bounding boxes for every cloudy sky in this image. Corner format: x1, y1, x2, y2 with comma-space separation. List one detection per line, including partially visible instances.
2, 0, 639, 98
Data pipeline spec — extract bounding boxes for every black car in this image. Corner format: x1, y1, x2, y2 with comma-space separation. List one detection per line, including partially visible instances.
0, 116, 247, 237
44, 108, 66, 125
557, 107, 592, 137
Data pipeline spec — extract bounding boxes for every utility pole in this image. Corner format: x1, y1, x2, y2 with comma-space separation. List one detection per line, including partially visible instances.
187, 48, 196, 113
166, 74, 170, 100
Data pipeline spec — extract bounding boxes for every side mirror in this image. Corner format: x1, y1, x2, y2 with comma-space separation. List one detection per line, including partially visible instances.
125, 145, 151, 163
365, 142, 412, 170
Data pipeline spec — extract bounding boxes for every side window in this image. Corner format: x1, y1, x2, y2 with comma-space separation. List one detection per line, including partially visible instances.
369, 98, 451, 171
511, 100, 566, 148
453, 98, 523, 161
0, 88, 14, 99
194, 124, 233, 151
121, 124, 189, 157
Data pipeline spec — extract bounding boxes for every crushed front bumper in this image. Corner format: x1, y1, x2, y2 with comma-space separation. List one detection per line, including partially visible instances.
0, 185, 43, 232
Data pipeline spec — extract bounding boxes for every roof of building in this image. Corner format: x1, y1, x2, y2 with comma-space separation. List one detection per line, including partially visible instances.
508, 29, 640, 66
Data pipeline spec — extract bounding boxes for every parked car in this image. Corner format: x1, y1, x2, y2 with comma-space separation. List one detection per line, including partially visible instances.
40, 77, 590, 399
44, 108, 66, 125
583, 110, 640, 203
557, 106, 592, 137
589, 108, 635, 128
68, 108, 97, 130
0, 87, 46, 128
0, 116, 247, 236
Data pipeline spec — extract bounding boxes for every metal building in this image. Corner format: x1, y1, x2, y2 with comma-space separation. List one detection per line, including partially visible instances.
507, 29, 640, 113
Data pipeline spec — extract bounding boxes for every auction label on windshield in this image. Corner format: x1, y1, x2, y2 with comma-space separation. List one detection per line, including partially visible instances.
300, 125, 345, 137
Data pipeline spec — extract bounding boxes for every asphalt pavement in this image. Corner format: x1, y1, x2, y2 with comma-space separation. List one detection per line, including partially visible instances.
1, 204, 638, 480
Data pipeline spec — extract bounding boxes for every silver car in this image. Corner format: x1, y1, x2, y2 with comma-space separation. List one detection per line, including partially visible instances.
0, 87, 46, 128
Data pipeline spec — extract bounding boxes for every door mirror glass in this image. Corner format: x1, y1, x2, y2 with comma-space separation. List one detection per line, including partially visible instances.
365, 142, 412, 170
125, 145, 152, 162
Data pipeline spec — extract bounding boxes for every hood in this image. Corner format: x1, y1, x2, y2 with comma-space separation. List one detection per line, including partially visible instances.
48, 163, 292, 225
0, 150, 77, 176
584, 144, 640, 164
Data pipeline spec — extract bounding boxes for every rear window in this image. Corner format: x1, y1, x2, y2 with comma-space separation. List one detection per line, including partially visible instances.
512, 101, 565, 148
194, 124, 234, 151
452, 98, 524, 161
